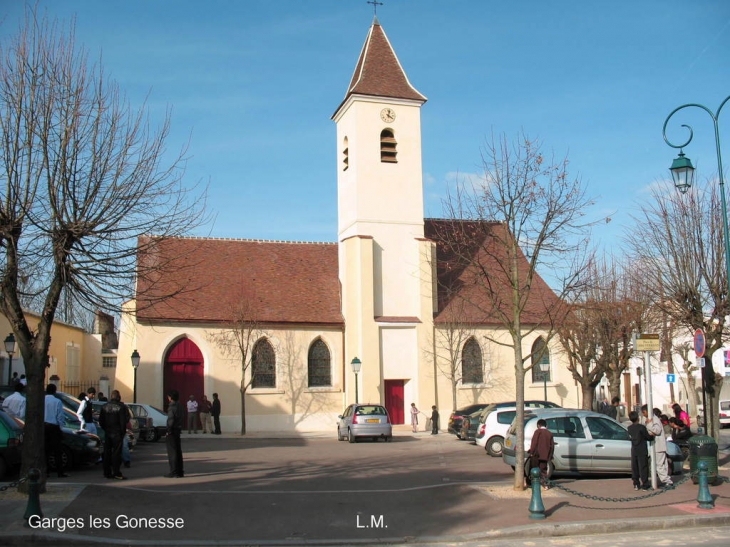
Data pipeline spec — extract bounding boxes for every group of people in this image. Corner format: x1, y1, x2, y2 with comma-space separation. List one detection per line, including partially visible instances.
184, 393, 222, 434
409, 403, 440, 434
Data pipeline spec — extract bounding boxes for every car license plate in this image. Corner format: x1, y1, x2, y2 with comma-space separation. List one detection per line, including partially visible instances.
366, 419, 379, 423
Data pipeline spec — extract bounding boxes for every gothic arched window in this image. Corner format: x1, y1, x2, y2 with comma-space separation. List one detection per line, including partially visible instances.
531, 337, 551, 383
462, 337, 483, 384
252, 338, 276, 388
308, 338, 332, 387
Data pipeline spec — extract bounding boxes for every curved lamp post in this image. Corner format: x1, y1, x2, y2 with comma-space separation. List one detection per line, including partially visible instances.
4, 333, 16, 385
663, 95, 730, 281
131, 350, 141, 403
351, 357, 362, 404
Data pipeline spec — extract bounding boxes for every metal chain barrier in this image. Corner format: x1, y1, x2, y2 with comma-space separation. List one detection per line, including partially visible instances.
0, 475, 27, 493
544, 471, 694, 503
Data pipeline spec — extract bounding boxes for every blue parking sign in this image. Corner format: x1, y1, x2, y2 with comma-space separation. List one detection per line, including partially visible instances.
666, 374, 676, 383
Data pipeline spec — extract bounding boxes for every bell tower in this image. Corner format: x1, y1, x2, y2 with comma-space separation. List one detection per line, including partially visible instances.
333, 18, 434, 415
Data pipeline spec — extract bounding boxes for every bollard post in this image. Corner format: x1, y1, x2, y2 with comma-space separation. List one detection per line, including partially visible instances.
528, 467, 546, 520
696, 461, 715, 509
23, 468, 43, 523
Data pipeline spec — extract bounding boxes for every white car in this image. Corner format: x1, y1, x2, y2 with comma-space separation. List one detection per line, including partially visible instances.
475, 406, 520, 457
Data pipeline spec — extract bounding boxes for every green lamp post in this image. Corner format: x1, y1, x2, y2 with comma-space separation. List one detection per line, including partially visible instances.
350, 357, 362, 404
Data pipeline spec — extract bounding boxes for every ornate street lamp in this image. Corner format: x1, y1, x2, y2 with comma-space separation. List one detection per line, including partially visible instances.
539, 360, 550, 402
4, 333, 16, 385
663, 95, 730, 282
350, 357, 362, 404
131, 349, 141, 403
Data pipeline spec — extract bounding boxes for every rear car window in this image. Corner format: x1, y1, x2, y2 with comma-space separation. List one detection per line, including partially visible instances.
355, 406, 387, 416
546, 416, 585, 439
721, 401, 730, 411
497, 411, 516, 425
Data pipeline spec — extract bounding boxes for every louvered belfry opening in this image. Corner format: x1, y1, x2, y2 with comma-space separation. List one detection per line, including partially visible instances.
380, 129, 397, 163
343, 136, 349, 171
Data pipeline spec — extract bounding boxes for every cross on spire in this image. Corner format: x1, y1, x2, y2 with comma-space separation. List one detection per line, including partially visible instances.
367, 0, 383, 15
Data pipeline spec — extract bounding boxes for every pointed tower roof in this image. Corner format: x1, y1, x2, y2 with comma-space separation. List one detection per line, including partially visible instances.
334, 18, 426, 116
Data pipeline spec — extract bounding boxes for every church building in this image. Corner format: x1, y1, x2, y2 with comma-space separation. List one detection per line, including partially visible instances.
114, 18, 577, 433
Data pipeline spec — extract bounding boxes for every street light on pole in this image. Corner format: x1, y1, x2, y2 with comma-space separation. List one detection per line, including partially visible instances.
4, 333, 16, 385
131, 349, 140, 403
539, 360, 550, 402
350, 357, 362, 404
663, 95, 730, 281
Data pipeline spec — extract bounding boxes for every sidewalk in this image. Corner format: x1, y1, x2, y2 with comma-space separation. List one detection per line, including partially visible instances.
0, 431, 728, 546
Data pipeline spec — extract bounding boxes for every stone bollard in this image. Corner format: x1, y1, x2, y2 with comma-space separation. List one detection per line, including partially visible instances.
696, 461, 715, 509
23, 468, 43, 524
528, 467, 546, 520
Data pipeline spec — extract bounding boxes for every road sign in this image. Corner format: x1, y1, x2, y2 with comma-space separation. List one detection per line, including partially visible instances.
635, 333, 660, 352
666, 374, 676, 383
694, 329, 706, 358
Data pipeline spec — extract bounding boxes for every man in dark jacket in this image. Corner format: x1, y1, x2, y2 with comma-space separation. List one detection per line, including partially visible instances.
99, 390, 129, 480
211, 393, 222, 435
529, 419, 555, 489
165, 389, 184, 477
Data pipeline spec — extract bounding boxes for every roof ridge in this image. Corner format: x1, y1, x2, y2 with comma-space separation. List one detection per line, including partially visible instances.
153, 235, 337, 245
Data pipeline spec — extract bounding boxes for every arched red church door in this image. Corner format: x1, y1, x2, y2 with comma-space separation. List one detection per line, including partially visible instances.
163, 337, 204, 410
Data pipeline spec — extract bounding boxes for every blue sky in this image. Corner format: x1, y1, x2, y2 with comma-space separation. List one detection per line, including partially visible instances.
2, 1, 729, 252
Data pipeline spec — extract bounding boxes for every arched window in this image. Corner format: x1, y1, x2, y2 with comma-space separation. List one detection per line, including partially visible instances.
531, 337, 551, 383
380, 129, 397, 163
462, 337, 483, 384
252, 338, 276, 388
342, 136, 349, 171
308, 339, 331, 387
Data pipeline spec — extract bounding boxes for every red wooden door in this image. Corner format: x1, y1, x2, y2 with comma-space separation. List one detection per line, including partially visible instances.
163, 338, 204, 410
384, 380, 405, 424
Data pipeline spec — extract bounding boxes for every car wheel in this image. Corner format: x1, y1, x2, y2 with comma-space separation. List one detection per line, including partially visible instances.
348, 429, 356, 443
524, 459, 554, 483
144, 429, 157, 442
386, 435, 392, 442
337, 427, 343, 441
486, 436, 504, 457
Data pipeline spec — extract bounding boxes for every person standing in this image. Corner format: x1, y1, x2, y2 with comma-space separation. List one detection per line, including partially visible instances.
165, 389, 184, 478
410, 403, 419, 433
211, 393, 222, 435
199, 395, 213, 434
2, 383, 26, 419
642, 405, 673, 487
9, 372, 19, 387
97, 392, 108, 402
430, 405, 439, 435
528, 419, 555, 489
627, 410, 652, 490
99, 390, 129, 480
186, 394, 199, 434
76, 392, 97, 434
44, 384, 69, 478
606, 397, 620, 421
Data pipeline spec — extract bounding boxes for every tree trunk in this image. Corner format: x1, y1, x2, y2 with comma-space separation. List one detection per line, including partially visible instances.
240, 381, 247, 435
581, 383, 595, 411
18, 355, 48, 494
513, 338, 526, 491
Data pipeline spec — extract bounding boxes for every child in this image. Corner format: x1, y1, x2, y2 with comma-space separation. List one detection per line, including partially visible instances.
528, 419, 555, 489
430, 405, 439, 435
627, 410, 652, 490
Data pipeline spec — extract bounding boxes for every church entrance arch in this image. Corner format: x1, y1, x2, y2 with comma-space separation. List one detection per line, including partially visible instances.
163, 337, 204, 410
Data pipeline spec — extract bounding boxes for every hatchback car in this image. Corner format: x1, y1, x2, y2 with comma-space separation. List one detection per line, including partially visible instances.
502, 408, 686, 479
337, 404, 392, 443
127, 403, 168, 442
447, 404, 491, 435
475, 406, 521, 456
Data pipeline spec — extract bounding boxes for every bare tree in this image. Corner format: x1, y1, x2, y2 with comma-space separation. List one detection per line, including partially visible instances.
627, 180, 727, 440
674, 343, 701, 410
434, 133, 595, 489
0, 10, 207, 490
207, 293, 268, 435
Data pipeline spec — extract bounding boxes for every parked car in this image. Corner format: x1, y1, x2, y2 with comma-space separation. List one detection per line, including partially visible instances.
127, 403, 168, 442
502, 408, 687, 479
475, 406, 521, 456
449, 400, 560, 436
458, 410, 484, 441
90, 400, 140, 442
447, 404, 491, 435
337, 403, 392, 443
0, 408, 23, 479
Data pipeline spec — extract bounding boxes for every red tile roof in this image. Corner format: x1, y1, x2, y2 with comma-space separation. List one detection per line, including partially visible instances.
424, 219, 563, 326
135, 237, 344, 326
334, 18, 426, 116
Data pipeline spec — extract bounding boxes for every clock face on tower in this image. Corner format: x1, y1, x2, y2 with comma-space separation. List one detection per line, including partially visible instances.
380, 108, 396, 123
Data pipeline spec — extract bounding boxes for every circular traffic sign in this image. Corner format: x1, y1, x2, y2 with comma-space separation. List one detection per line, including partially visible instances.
694, 328, 706, 358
